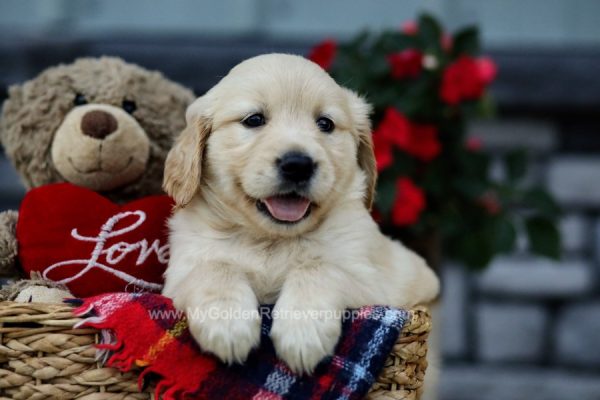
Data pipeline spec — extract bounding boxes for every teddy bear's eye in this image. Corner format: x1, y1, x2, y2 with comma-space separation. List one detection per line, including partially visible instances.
73, 93, 88, 106
122, 100, 137, 114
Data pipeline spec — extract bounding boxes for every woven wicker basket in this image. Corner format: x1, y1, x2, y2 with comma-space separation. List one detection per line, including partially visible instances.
0, 302, 430, 400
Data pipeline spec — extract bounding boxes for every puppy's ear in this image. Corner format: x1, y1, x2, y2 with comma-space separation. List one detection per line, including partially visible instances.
345, 89, 377, 210
163, 101, 211, 207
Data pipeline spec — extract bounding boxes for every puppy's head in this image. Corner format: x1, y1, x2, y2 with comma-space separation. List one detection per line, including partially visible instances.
164, 54, 376, 236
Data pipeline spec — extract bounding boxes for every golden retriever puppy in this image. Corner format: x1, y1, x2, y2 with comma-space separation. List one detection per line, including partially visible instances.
162, 54, 439, 374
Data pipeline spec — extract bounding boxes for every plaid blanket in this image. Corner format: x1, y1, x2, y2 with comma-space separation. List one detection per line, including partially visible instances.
71, 293, 408, 400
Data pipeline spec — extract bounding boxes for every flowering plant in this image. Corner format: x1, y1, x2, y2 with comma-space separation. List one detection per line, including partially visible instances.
308, 15, 561, 268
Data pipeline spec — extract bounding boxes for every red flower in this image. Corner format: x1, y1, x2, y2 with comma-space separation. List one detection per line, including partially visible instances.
372, 108, 410, 171
387, 49, 423, 79
392, 178, 426, 226
308, 39, 337, 70
440, 55, 497, 105
401, 21, 418, 35
478, 191, 501, 215
376, 108, 411, 148
373, 133, 394, 171
440, 56, 481, 104
466, 136, 483, 151
373, 108, 441, 169
477, 57, 498, 84
441, 34, 453, 52
405, 123, 441, 161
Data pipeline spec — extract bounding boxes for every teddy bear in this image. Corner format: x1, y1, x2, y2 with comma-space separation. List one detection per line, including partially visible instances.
0, 56, 194, 301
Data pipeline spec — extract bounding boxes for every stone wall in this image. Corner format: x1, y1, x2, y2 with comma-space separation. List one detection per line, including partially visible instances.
440, 120, 600, 400
3, 0, 600, 46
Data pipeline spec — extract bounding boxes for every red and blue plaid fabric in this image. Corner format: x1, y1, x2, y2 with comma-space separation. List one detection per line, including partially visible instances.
71, 293, 408, 400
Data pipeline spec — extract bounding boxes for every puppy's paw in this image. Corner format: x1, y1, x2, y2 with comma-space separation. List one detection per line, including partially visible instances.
186, 301, 262, 365
270, 308, 341, 374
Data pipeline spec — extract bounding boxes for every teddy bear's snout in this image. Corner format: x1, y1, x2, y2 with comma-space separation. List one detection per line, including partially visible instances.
51, 103, 151, 192
81, 110, 118, 139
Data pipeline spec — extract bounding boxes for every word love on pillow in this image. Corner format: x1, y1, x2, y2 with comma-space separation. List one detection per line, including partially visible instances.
16, 183, 173, 297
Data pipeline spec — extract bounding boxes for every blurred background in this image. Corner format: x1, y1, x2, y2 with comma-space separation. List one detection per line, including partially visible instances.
1, 1, 600, 399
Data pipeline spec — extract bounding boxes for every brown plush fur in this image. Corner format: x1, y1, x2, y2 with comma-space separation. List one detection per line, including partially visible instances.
0, 56, 194, 201
0, 210, 18, 276
0, 57, 194, 278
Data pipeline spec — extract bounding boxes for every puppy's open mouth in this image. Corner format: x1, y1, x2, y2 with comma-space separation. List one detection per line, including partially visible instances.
256, 193, 312, 224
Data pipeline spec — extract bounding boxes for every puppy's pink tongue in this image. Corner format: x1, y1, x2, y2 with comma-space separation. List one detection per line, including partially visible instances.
263, 196, 310, 222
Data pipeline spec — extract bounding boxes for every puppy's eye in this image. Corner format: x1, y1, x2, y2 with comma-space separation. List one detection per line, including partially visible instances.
73, 93, 88, 106
316, 117, 335, 133
122, 100, 137, 114
242, 113, 266, 128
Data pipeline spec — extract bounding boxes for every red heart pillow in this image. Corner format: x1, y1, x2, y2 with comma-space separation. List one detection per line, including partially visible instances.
16, 183, 173, 297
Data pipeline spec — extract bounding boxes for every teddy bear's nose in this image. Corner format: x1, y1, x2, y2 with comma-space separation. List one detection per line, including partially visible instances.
80, 110, 118, 139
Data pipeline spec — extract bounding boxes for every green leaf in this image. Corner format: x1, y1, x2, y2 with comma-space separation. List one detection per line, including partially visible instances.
495, 182, 516, 204
504, 149, 528, 182
452, 26, 480, 55
438, 206, 463, 236
375, 31, 417, 53
421, 162, 445, 196
347, 30, 370, 49
386, 151, 416, 176
476, 93, 497, 118
493, 217, 516, 253
453, 229, 494, 268
525, 216, 561, 259
460, 150, 491, 180
522, 188, 561, 217
369, 55, 391, 77
418, 14, 443, 50
375, 178, 397, 216
453, 178, 488, 199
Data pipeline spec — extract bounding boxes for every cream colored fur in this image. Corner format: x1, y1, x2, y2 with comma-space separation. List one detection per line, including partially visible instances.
162, 54, 440, 375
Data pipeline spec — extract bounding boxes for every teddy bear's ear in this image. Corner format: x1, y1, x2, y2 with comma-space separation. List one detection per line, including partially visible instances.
0, 84, 24, 143
163, 104, 211, 208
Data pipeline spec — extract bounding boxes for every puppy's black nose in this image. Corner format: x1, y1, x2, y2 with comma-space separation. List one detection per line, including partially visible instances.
277, 152, 316, 184
81, 110, 118, 139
